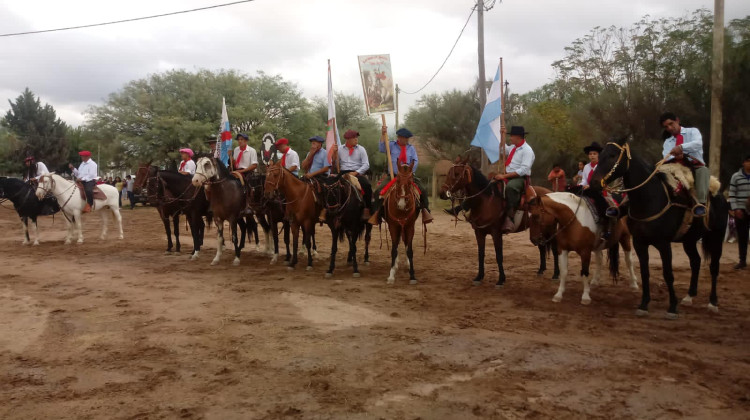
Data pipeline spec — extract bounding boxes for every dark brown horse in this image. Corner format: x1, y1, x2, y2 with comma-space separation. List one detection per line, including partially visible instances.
192, 157, 246, 266
383, 163, 420, 285
246, 173, 292, 264
263, 161, 319, 270
439, 159, 559, 287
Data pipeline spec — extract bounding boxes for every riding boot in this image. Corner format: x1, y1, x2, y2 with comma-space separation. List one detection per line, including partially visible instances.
367, 209, 381, 225
83, 203, 92, 213
501, 207, 516, 234
421, 209, 433, 224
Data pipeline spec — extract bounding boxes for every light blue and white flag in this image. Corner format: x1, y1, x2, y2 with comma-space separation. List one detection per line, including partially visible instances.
470, 64, 503, 163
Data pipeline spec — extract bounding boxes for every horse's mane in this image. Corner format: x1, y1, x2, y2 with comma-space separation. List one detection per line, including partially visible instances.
469, 165, 492, 195
214, 158, 232, 179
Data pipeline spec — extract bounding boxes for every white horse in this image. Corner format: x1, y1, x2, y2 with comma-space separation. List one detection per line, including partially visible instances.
36, 174, 123, 244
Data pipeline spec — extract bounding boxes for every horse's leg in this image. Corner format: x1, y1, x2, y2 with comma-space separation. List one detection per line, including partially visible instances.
270, 220, 280, 264
406, 226, 416, 284
705, 224, 724, 312
211, 220, 223, 266
100, 208, 109, 240
634, 238, 651, 316
161, 211, 173, 253
64, 216, 73, 245
173, 214, 181, 252
350, 230, 360, 278
237, 217, 247, 250
31, 216, 39, 246
304, 225, 313, 271
551, 240, 560, 280
326, 226, 338, 277
189, 215, 201, 260
289, 222, 300, 269
284, 221, 292, 263
231, 221, 241, 266
364, 224, 372, 265
387, 227, 399, 284
473, 229, 486, 286
21, 216, 30, 245
312, 230, 318, 257
681, 239, 701, 306
581, 251, 593, 305
656, 241, 678, 319
492, 228, 506, 287
536, 244, 547, 276
590, 249, 603, 287
622, 236, 639, 290
75, 211, 84, 243
553, 251, 569, 302
112, 207, 123, 240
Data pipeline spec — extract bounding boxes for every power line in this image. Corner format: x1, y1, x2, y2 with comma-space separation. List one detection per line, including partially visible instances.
0, 0, 258, 38
400, 5, 477, 95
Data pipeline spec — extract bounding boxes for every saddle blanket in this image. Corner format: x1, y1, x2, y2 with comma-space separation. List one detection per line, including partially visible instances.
658, 163, 720, 195
379, 177, 421, 196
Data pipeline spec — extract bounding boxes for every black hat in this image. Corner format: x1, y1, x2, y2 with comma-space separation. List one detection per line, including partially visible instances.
507, 126, 527, 137
583, 142, 603, 154
396, 128, 413, 138
236, 133, 249, 140
308, 135, 325, 143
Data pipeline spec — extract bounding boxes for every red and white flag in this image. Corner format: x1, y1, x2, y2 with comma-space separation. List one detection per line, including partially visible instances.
325, 60, 341, 164
215, 97, 232, 165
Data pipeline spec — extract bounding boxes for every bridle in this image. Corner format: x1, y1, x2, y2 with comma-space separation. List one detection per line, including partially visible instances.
385, 172, 419, 227
264, 165, 310, 206
600, 142, 667, 194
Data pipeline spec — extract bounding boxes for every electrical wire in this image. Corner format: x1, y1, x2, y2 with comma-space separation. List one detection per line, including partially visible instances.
0, 0, 257, 37
399, 5, 477, 95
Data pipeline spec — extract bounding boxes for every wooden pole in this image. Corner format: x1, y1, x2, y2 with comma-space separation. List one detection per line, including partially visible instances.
395, 84, 400, 129
382, 114, 394, 179
499, 57, 506, 174
477, 0, 488, 175
709, 0, 724, 178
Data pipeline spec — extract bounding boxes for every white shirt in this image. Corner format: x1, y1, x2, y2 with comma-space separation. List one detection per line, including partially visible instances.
504, 142, 535, 177
280, 148, 300, 176
73, 159, 98, 182
25, 162, 49, 181
178, 159, 196, 175
663, 127, 705, 165
233, 146, 258, 170
580, 162, 597, 187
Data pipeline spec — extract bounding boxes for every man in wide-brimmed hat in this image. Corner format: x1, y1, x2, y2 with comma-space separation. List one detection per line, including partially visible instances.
494, 126, 535, 233
580, 141, 603, 188
332, 129, 372, 220
178, 148, 196, 176
69, 150, 98, 213
580, 141, 619, 238
368, 126, 433, 225
229, 133, 259, 182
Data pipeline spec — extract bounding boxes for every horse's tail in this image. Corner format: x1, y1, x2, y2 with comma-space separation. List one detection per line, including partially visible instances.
702, 194, 729, 265
608, 241, 620, 283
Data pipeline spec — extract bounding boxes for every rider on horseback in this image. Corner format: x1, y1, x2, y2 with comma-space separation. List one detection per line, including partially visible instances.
229, 133, 259, 181
493, 126, 535, 234
69, 150, 97, 213
368, 127, 433, 225
331, 130, 373, 221
178, 148, 196, 175
302, 135, 333, 222
660, 112, 709, 217
581, 141, 619, 239
23, 156, 49, 182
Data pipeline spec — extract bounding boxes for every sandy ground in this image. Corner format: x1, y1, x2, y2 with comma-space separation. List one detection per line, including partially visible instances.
0, 205, 749, 420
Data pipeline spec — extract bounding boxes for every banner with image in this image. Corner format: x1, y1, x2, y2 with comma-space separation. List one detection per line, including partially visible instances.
357, 54, 396, 115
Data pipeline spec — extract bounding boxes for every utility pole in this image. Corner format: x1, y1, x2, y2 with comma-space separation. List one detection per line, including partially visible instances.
477, 0, 488, 174
395, 84, 400, 129
709, 0, 724, 178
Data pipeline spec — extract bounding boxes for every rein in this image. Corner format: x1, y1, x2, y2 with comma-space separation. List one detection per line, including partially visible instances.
265, 166, 311, 207
533, 192, 584, 247
600, 142, 667, 194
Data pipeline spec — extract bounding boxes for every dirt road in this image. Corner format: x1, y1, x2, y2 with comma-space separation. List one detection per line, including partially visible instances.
1, 207, 748, 419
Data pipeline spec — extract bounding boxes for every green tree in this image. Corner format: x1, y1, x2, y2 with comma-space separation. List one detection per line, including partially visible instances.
1, 88, 69, 173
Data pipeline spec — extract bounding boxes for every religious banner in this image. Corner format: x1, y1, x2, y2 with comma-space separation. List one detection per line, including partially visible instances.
357, 54, 396, 115
260, 133, 276, 167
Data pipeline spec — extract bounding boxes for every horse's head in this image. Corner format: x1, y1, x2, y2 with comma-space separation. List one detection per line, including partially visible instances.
528, 195, 556, 246
592, 136, 630, 191
192, 157, 217, 187
35, 174, 53, 199
264, 161, 283, 198
439, 157, 472, 200
133, 164, 153, 191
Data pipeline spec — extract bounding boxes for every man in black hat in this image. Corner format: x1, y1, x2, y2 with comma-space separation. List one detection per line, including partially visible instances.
494, 126, 535, 233
368, 126, 433, 225
581, 141, 619, 238
229, 133, 259, 183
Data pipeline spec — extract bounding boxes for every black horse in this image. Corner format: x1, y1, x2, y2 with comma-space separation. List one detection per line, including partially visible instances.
591, 138, 728, 318
156, 170, 212, 259
320, 175, 372, 277
246, 174, 292, 264
0, 177, 59, 245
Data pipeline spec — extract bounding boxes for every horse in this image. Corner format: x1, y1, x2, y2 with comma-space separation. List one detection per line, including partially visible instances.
134, 164, 184, 254
246, 173, 291, 264
590, 138, 728, 318
439, 159, 559, 287
382, 163, 420, 284
35, 174, 123, 244
192, 157, 246, 266
529, 192, 639, 305
319, 173, 371, 278
0, 177, 60, 245
263, 161, 318, 271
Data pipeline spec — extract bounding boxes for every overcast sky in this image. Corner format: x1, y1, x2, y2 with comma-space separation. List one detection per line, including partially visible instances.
1, 0, 749, 128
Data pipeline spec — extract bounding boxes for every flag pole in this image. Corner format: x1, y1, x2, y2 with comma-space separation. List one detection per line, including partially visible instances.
382, 114, 394, 180
499, 58, 506, 175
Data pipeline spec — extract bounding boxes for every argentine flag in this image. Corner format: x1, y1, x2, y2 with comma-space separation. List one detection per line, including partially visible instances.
470, 64, 503, 163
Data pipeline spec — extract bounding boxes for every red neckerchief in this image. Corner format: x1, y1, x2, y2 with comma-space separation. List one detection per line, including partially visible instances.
587, 162, 597, 184
179, 160, 188, 171
235, 146, 246, 168
505, 140, 525, 168
281, 149, 289, 167
398, 143, 407, 164
347, 144, 356, 156
675, 133, 684, 146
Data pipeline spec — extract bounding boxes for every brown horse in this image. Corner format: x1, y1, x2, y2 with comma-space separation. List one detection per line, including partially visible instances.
529, 192, 639, 305
439, 160, 560, 287
264, 161, 319, 270
383, 163, 420, 285
192, 157, 246, 266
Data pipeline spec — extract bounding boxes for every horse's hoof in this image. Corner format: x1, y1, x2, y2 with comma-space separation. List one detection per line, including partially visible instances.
681, 296, 693, 306
409, 279, 417, 285
165, 251, 173, 255
495, 282, 505, 289
312, 250, 319, 257
232, 258, 240, 266
630, 283, 640, 290
287, 266, 295, 271
364, 261, 370, 266
306, 266, 313, 272
664, 312, 679, 320
99, 236, 106, 241
77, 240, 84, 245
32, 241, 39, 246
22, 241, 29, 246
387, 278, 395, 285
635, 309, 649, 317
325, 272, 333, 278
255, 245, 262, 252
552, 274, 560, 281
590, 280, 599, 287
472, 280, 482, 287
118, 235, 124, 240
707, 303, 719, 313
210, 260, 219, 266
190, 255, 198, 261
64, 240, 71, 245
581, 298, 592, 305
536, 271, 544, 277
552, 295, 562, 303
352, 272, 360, 278
284, 261, 291, 266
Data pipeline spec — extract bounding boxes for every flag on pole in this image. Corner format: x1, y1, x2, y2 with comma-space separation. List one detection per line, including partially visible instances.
325, 60, 342, 164
216, 97, 232, 166
470, 64, 503, 163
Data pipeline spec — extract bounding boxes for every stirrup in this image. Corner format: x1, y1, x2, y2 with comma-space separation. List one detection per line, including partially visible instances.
692, 204, 707, 217
605, 206, 619, 218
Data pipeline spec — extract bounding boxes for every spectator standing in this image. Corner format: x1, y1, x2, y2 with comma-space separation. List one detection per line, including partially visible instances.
125, 175, 135, 210
729, 155, 750, 269
547, 163, 566, 192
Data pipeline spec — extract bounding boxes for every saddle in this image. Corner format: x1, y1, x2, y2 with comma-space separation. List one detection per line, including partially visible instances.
230, 171, 246, 186
77, 182, 107, 201
658, 163, 720, 198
